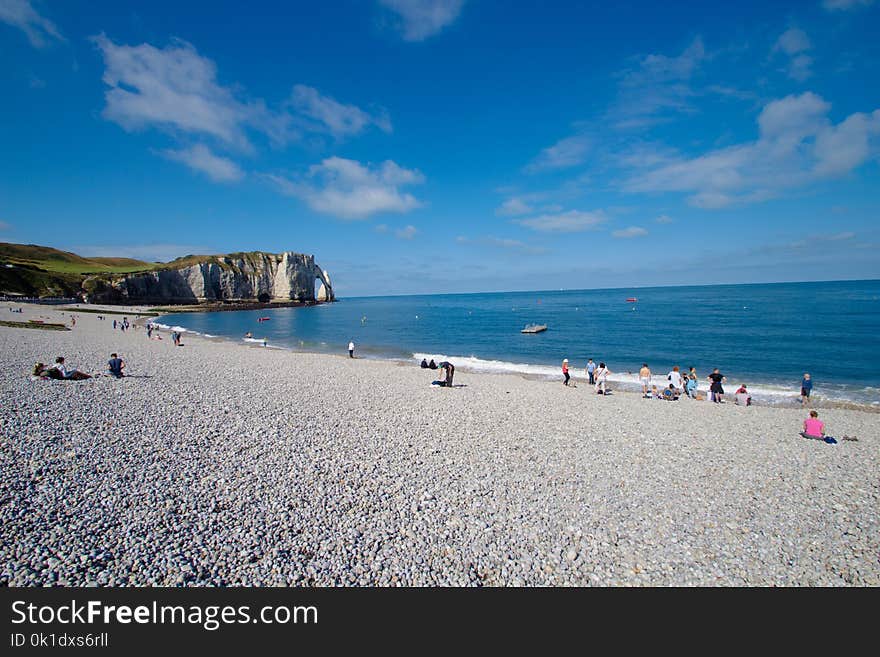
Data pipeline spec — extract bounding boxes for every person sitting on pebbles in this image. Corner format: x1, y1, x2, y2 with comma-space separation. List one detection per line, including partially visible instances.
47, 356, 91, 380
800, 410, 825, 439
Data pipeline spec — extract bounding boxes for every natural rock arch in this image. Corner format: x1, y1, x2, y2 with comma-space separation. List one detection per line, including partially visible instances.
314, 265, 334, 302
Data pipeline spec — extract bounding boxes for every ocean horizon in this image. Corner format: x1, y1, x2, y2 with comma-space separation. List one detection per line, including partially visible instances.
159, 278, 880, 407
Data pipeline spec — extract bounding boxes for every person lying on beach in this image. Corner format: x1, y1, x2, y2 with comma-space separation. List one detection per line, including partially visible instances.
108, 353, 125, 378
31, 362, 48, 379
47, 357, 91, 380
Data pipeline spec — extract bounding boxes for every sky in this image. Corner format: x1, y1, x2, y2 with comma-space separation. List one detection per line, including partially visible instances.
1, 0, 879, 297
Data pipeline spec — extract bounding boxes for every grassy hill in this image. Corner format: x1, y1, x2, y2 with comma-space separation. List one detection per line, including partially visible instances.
0, 243, 160, 297
0, 243, 159, 274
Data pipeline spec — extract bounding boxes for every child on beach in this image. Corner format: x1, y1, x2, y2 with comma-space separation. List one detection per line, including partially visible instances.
562, 359, 570, 386
801, 373, 812, 407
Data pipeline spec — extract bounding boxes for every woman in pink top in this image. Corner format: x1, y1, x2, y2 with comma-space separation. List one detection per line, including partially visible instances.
801, 410, 825, 438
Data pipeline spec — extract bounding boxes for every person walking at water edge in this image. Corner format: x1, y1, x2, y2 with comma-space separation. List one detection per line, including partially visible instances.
348, 341, 355, 358
585, 358, 596, 385
708, 368, 726, 403
562, 359, 570, 386
801, 373, 812, 407
594, 362, 611, 395
639, 363, 651, 398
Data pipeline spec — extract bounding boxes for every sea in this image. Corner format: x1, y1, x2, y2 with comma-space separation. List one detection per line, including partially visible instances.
157, 279, 880, 408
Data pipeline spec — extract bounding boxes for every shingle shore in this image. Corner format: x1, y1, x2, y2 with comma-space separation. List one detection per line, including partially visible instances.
1, 303, 878, 585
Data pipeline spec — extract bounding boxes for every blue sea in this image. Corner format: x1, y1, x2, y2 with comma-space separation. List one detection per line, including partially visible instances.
159, 280, 880, 407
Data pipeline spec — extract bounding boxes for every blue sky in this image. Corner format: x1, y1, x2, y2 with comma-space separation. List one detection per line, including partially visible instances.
1, 0, 879, 296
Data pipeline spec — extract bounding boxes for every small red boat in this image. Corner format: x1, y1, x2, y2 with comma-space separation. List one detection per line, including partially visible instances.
257, 317, 271, 322
626, 297, 638, 303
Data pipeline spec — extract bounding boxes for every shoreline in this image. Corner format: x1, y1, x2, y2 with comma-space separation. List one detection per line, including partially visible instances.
3, 300, 879, 585
149, 309, 880, 414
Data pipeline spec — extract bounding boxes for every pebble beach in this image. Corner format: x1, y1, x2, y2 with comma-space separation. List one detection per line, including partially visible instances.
2, 303, 878, 586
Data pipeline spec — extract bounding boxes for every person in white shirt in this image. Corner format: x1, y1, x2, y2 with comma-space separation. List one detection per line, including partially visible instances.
594, 362, 611, 395
667, 365, 683, 393
348, 341, 355, 358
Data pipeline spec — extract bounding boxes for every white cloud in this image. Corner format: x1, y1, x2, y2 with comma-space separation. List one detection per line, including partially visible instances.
92, 35, 389, 154
74, 243, 213, 263
395, 225, 418, 240
611, 38, 706, 128
526, 135, 590, 172
0, 0, 63, 48
515, 209, 607, 233
773, 28, 811, 56
612, 226, 648, 238
93, 35, 256, 150
772, 28, 813, 81
623, 92, 880, 208
160, 144, 245, 182
374, 223, 389, 233
655, 214, 674, 224
378, 0, 464, 41
265, 157, 425, 219
495, 198, 534, 216
823, 0, 874, 10
289, 84, 391, 137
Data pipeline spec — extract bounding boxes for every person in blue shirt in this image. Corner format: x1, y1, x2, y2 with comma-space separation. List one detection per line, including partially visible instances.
801, 373, 813, 407
108, 353, 125, 378
585, 358, 596, 385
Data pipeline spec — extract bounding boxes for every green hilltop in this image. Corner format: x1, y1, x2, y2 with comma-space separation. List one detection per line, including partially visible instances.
0, 243, 159, 297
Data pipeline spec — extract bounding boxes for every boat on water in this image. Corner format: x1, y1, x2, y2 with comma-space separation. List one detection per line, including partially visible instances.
521, 324, 548, 334
626, 297, 638, 303
257, 317, 271, 322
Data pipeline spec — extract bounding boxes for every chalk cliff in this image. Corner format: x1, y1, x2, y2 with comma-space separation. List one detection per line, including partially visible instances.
82, 251, 335, 304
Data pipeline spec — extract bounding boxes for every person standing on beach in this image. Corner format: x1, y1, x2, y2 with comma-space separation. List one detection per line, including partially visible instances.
667, 366, 683, 394
639, 363, 651, 398
595, 362, 611, 395
585, 358, 596, 384
348, 340, 355, 358
801, 373, 812, 407
708, 368, 726, 403
562, 359, 570, 386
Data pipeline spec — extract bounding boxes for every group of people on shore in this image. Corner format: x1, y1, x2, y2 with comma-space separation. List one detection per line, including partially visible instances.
32, 353, 125, 380
563, 359, 817, 409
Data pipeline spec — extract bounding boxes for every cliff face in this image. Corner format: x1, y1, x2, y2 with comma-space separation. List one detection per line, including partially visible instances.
83, 252, 334, 304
